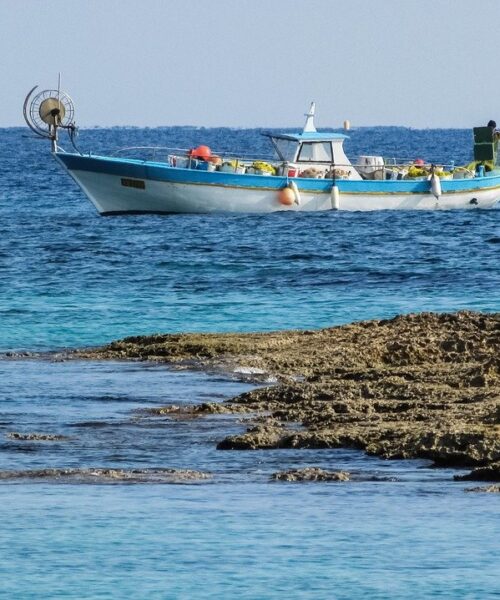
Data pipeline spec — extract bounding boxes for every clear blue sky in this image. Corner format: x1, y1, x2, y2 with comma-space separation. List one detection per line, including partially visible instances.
2, 0, 499, 128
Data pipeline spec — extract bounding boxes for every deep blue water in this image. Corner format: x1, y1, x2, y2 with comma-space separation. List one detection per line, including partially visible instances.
0, 126, 499, 598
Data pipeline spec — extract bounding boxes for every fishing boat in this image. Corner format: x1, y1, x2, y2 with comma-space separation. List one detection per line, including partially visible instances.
23, 86, 500, 214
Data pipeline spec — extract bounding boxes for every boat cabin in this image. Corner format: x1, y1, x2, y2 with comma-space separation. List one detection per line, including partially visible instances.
263, 103, 361, 180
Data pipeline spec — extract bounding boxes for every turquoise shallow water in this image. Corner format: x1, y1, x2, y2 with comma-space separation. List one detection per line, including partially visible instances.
0, 126, 499, 597
1, 359, 498, 599
2, 483, 499, 599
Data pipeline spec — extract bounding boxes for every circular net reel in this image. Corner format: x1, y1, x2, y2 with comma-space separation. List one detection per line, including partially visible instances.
24, 87, 75, 139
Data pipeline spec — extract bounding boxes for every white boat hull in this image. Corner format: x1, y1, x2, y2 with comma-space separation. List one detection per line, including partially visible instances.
56, 153, 500, 214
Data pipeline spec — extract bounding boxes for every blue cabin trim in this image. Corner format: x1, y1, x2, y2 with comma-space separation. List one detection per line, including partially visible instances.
263, 131, 349, 142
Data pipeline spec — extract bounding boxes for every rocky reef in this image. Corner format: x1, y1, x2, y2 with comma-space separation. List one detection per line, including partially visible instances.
454, 461, 500, 481
0, 467, 210, 484
7, 432, 70, 441
272, 467, 350, 482
77, 311, 499, 480
465, 484, 500, 493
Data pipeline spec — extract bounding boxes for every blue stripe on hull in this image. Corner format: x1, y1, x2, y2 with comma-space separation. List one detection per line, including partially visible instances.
55, 152, 500, 195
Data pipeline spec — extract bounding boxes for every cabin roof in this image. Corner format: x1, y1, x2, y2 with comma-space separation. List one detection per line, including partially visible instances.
263, 131, 349, 142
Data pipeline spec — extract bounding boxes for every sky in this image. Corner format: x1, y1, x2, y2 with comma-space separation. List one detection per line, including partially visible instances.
1, 0, 500, 128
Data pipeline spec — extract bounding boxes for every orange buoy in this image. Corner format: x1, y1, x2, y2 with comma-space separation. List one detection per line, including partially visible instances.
189, 145, 212, 160
278, 186, 295, 206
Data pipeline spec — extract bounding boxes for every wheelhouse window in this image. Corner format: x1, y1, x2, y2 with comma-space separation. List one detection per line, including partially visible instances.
272, 138, 298, 162
297, 142, 333, 163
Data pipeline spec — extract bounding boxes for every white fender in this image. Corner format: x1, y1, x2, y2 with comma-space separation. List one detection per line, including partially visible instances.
331, 184, 340, 210
430, 173, 442, 199
289, 180, 301, 205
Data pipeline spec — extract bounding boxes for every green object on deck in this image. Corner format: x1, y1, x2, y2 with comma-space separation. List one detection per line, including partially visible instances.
473, 126, 498, 163
474, 143, 495, 161
473, 127, 494, 143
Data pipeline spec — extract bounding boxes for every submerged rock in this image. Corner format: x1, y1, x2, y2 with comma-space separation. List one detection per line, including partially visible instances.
465, 484, 500, 493
7, 432, 70, 442
454, 462, 500, 482
0, 467, 211, 483
272, 467, 350, 482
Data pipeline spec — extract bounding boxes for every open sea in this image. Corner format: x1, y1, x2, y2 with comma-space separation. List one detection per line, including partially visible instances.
0, 126, 499, 598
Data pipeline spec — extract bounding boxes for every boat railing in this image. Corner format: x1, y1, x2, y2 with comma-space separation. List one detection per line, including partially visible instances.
111, 146, 189, 161
110, 145, 275, 164
352, 155, 458, 169
390, 157, 458, 170
108, 146, 476, 180
348, 155, 477, 181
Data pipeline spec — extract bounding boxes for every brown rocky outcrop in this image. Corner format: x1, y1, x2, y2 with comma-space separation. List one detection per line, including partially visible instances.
77, 311, 500, 473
